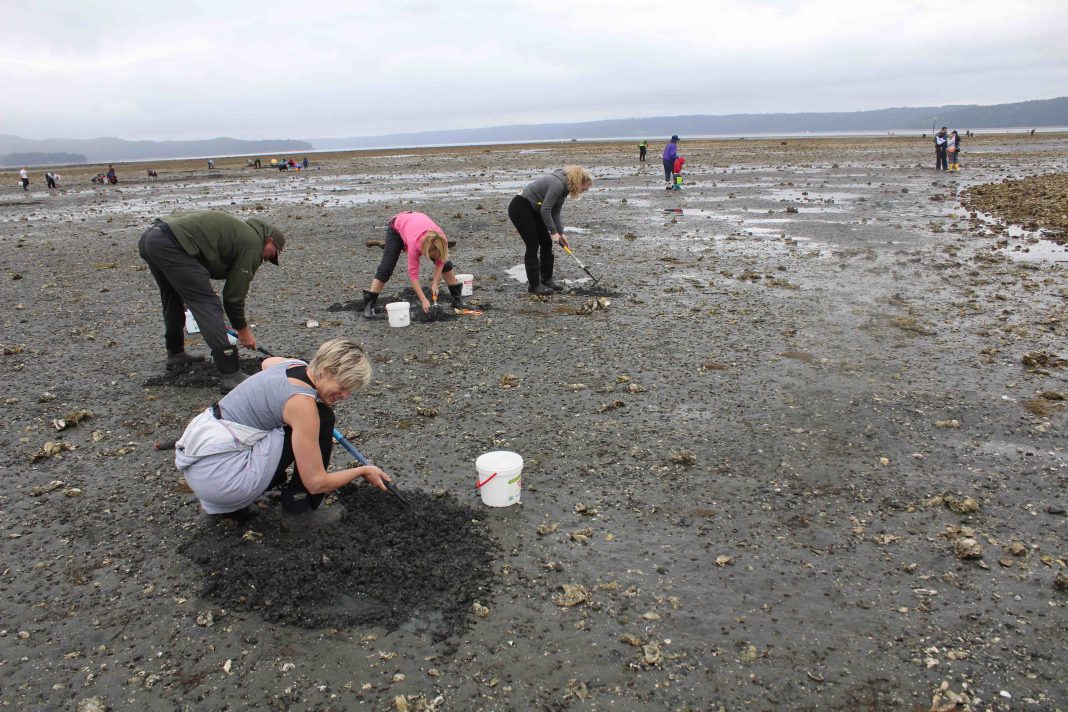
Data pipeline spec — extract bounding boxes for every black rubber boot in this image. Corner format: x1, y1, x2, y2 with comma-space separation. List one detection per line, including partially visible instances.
447, 283, 469, 309
528, 282, 553, 295
166, 351, 206, 369
212, 345, 248, 394
362, 290, 379, 319
541, 275, 564, 291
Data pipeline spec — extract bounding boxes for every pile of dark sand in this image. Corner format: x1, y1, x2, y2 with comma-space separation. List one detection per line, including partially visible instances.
564, 285, 621, 298
327, 287, 491, 323
143, 357, 264, 389
179, 487, 496, 640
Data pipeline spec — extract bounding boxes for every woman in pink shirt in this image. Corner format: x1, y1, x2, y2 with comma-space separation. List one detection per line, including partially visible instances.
361, 211, 470, 318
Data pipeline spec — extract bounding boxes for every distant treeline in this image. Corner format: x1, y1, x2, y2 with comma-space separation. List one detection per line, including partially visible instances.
313, 96, 1068, 150
1, 152, 87, 168
0, 134, 313, 164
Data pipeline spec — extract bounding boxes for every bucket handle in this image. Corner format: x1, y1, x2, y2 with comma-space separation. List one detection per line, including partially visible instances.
476, 472, 497, 489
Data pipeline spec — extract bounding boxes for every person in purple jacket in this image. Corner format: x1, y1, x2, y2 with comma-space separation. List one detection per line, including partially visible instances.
662, 135, 679, 187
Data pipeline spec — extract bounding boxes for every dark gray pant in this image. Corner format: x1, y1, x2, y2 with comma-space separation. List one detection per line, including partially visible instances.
138, 226, 230, 354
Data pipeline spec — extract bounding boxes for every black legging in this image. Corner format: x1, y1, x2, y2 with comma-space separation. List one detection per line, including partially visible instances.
508, 195, 554, 289
270, 400, 335, 508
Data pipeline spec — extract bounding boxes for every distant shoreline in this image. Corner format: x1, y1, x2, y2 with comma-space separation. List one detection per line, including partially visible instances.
9, 129, 1068, 171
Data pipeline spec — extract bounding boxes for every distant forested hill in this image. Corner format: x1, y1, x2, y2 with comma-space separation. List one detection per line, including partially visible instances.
0, 135, 313, 165
313, 96, 1068, 149
0, 152, 87, 167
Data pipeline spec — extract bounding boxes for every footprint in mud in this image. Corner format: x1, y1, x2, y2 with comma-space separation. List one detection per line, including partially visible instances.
179, 488, 496, 640
143, 357, 263, 389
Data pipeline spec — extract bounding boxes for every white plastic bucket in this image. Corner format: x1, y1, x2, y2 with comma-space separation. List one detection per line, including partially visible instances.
184, 309, 201, 334
385, 301, 410, 327
456, 273, 474, 297
475, 451, 523, 507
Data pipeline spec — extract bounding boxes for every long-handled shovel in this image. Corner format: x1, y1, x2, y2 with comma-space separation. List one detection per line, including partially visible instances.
332, 430, 412, 509
561, 244, 601, 287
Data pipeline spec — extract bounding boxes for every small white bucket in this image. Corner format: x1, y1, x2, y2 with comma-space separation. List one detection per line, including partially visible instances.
475, 450, 523, 507
456, 273, 474, 297
385, 301, 410, 327
184, 309, 201, 334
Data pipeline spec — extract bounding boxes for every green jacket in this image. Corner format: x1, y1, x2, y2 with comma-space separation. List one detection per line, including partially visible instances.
160, 211, 275, 330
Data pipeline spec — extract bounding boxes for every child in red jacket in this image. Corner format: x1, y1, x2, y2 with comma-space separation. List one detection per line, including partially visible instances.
671, 156, 686, 190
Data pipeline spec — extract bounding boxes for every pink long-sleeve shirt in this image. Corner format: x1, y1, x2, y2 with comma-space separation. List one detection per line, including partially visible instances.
392, 212, 446, 282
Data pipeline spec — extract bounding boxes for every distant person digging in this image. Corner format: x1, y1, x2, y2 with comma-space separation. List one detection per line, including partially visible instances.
508, 166, 593, 295
107, 164, 118, 184
137, 210, 286, 392
360, 211, 471, 318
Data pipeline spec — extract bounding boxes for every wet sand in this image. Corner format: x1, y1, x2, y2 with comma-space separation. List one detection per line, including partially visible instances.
1, 134, 1066, 710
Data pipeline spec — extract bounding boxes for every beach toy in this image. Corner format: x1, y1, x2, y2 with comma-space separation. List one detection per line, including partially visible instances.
475, 451, 523, 507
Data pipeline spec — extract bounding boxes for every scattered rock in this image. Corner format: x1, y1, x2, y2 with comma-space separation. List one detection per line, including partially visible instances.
554, 584, 588, 607
953, 538, 983, 559
76, 698, 108, 712
29, 480, 65, 496
945, 495, 980, 514
668, 449, 696, 466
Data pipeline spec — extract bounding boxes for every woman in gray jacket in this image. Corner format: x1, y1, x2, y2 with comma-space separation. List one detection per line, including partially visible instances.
508, 165, 592, 294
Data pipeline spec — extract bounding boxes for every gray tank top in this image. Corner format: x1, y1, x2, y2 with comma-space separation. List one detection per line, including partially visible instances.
215, 359, 318, 430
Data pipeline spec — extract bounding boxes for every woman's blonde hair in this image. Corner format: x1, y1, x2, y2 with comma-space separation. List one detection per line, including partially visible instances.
563, 165, 593, 198
308, 337, 372, 391
421, 230, 449, 263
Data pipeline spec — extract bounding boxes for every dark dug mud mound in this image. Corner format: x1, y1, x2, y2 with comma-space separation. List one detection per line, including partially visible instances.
143, 357, 264, 388
179, 488, 496, 640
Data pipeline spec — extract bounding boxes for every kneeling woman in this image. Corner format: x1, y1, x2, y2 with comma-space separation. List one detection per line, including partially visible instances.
175, 337, 389, 516
361, 211, 469, 318
508, 165, 593, 295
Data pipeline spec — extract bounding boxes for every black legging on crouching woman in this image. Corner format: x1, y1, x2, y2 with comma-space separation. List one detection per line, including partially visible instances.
507, 194, 555, 290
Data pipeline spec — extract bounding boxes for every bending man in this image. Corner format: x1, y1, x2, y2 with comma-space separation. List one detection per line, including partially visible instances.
138, 210, 285, 392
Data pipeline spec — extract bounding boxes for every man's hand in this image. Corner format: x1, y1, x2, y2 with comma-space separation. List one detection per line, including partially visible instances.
558, 234, 570, 249
236, 326, 256, 349
358, 465, 391, 491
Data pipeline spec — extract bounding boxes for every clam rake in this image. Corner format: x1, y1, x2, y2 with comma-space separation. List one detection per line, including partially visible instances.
561, 244, 601, 287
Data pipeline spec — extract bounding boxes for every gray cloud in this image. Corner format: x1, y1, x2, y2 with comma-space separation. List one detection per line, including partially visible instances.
3, 0, 1066, 140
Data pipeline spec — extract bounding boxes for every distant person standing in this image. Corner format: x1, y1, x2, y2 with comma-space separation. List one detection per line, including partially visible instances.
302, 157, 310, 169
662, 136, 679, 186
638, 140, 647, 162
934, 128, 948, 171
1030, 128, 1036, 137
947, 130, 961, 172
19, 167, 29, 190
508, 166, 593, 295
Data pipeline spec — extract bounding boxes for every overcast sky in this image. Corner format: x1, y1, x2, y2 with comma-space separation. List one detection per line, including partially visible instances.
3, 0, 1067, 141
